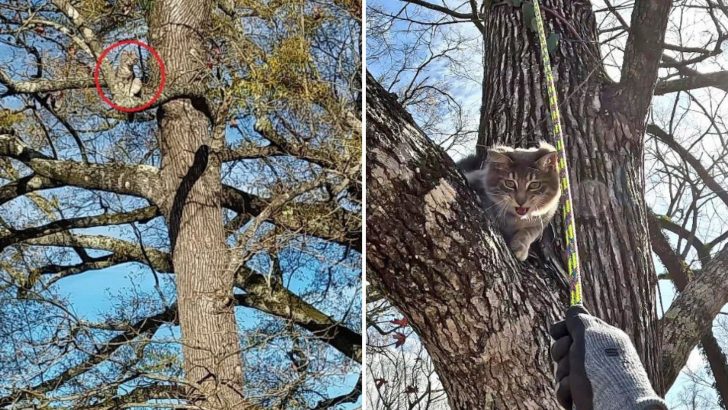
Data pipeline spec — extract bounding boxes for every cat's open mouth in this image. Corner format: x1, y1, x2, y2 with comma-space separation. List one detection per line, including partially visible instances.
515, 207, 529, 216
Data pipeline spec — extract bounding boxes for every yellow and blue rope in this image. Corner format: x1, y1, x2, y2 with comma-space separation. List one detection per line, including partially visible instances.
531, 0, 583, 306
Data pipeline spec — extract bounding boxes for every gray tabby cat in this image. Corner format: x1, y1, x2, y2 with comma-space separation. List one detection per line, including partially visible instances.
117, 51, 142, 99
457, 142, 561, 260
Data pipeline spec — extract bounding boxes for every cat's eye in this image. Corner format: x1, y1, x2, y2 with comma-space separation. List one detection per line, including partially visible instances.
529, 181, 542, 190
504, 180, 516, 189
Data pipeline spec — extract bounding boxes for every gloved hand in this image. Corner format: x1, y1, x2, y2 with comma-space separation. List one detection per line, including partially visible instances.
549, 305, 668, 410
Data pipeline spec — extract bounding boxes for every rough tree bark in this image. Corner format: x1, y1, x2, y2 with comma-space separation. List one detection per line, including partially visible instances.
477, 0, 670, 389
148, 1, 247, 408
366, 1, 707, 408
649, 215, 728, 406
368, 74, 564, 408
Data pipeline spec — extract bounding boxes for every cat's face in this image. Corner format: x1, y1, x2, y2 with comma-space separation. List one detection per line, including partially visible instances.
483, 145, 561, 219
120, 51, 138, 67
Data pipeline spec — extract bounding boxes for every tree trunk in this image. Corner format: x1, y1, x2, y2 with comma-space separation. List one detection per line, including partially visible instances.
149, 1, 247, 408
368, 73, 565, 408
479, 0, 664, 387
367, 1, 672, 407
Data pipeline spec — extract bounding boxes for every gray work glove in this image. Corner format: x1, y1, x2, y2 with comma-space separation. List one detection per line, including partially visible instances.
549, 306, 668, 410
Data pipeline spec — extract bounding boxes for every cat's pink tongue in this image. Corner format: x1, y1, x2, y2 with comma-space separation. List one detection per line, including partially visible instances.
515, 207, 529, 216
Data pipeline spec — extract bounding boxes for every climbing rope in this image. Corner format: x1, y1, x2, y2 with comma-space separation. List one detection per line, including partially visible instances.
531, 0, 583, 306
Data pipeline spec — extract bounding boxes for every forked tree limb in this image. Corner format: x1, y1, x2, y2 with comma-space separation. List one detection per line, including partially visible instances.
0, 206, 160, 250
366, 71, 565, 408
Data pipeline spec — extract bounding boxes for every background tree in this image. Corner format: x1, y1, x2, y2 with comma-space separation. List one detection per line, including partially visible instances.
367, 0, 728, 408
366, 294, 449, 410
0, 0, 361, 409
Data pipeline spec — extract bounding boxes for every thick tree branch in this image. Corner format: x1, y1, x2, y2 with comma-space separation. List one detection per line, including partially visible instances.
661, 55, 728, 94
0, 70, 98, 95
235, 270, 362, 363
254, 118, 357, 173
19, 232, 361, 362
0, 155, 356, 253
222, 185, 361, 252
652, 213, 710, 262
618, 1, 671, 118
660, 246, 728, 391
50, 0, 115, 84
701, 332, 728, 408
655, 70, 728, 95
602, 4, 725, 98
0, 174, 61, 206
0, 206, 160, 250
0, 133, 162, 202
648, 213, 694, 289
649, 214, 728, 399
312, 374, 362, 409
24, 233, 173, 272
37, 253, 139, 287
220, 144, 285, 161
0, 176, 356, 263
81, 384, 188, 410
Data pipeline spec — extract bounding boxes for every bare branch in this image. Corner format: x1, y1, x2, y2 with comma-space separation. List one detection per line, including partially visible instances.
222, 185, 361, 251
236, 269, 362, 363
0, 305, 177, 407
24, 233, 173, 272
401, 0, 476, 20
655, 70, 728, 95
660, 246, 728, 391
652, 213, 711, 262
0, 174, 61, 206
618, 0, 671, 118
49, 0, 115, 83
649, 213, 728, 399
0, 70, 98, 95
0, 133, 162, 202
647, 124, 728, 210
0, 206, 160, 250
312, 373, 362, 409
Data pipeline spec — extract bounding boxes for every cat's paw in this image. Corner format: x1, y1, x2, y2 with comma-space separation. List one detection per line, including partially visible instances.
510, 243, 529, 261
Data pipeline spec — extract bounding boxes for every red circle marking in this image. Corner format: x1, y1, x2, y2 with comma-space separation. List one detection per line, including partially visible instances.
94, 39, 166, 113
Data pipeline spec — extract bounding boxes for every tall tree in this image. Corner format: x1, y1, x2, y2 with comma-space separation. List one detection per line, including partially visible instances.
367, 0, 728, 408
0, 0, 361, 408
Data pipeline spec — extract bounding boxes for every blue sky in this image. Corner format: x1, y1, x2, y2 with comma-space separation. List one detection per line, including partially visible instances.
0, 4, 361, 407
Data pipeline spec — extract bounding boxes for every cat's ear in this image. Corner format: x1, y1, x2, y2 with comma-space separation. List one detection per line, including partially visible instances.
486, 149, 512, 165
537, 151, 558, 170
